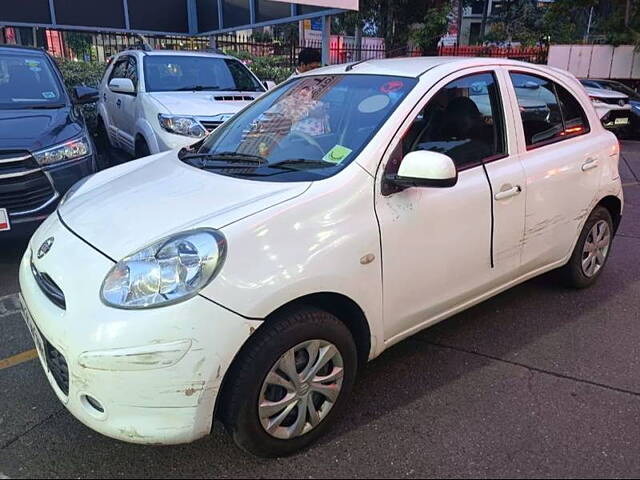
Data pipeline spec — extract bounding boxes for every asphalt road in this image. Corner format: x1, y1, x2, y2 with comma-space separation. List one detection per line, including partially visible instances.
1, 143, 640, 478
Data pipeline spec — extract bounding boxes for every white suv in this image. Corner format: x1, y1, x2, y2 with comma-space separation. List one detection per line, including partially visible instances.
97, 49, 267, 158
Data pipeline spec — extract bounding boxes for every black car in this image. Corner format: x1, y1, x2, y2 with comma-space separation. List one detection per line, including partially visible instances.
0, 45, 99, 237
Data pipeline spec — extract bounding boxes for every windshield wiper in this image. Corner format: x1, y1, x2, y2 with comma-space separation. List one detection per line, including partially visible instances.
174, 85, 221, 91
269, 158, 336, 169
181, 151, 266, 168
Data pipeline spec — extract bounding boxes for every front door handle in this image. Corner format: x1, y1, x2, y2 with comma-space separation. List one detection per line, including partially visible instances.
582, 157, 599, 171
116, 99, 122, 108
494, 184, 522, 201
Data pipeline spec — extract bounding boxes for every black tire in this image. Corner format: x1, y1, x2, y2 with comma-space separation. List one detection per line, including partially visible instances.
135, 137, 150, 158
561, 205, 614, 289
219, 307, 358, 457
94, 119, 111, 170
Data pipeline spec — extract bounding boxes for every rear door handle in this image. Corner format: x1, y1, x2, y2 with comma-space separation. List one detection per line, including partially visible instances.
116, 99, 122, 108
494, 185, 522, 201
582, 157, 599, 171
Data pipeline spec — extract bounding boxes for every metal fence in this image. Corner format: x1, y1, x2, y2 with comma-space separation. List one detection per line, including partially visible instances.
1, 26, 549, 66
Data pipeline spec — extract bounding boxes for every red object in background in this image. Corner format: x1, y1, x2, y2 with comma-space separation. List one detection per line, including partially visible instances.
45, 30, 64, 57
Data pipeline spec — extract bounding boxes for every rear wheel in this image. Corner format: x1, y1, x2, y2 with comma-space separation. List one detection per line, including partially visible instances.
219, 307, 357, 457
561, 206, 614, 288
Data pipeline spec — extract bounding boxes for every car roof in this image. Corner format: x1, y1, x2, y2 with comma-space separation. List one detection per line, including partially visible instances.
303, 57, 568, 79
0, 45, 47, 55
121, 49, 231, 59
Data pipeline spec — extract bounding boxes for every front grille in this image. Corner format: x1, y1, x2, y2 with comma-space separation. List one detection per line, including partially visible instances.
31, 260, 66, 309
213, 95, 255, 101
199, 120, 223, 132
601, 97, 629, 106
0, 151, 55, 215
44, 337, 69, 396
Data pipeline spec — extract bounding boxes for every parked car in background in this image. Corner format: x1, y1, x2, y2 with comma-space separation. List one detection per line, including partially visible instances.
20, 58, 622, 457
0, 45, 99, 237
579, 81, 632, 136
97, 49, 268, 159
580, 78, 640, 137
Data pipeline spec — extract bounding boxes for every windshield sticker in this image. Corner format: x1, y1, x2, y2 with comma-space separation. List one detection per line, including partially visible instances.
42, 91, 56, 99
380, 80, 404, 94
358, 94, 391, 113
323, 145, 353, 164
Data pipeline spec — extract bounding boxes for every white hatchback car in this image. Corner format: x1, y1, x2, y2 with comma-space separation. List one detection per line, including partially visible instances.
20, 57, 623, 457
97, 49, 267, 158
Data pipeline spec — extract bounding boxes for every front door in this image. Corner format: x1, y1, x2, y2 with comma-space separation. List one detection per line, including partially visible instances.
375, 69, 524, 343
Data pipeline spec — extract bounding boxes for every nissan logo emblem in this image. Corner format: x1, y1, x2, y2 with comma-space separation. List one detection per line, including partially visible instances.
37, 237, 54, 259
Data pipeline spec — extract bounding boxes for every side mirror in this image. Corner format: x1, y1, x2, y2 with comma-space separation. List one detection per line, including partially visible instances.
384, 150, 458, 194
263, 80, 277, 90
109, 78, 135, 95
72, 86, 99, 104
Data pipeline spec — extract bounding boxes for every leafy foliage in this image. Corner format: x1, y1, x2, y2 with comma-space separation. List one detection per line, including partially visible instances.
55, 59, 106, 132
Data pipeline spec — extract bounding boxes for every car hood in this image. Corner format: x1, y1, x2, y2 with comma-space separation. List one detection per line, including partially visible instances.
58, 150, 311, 260
584, 87, 628, 99
148, 91, 262, 117
0, 106, 83, 152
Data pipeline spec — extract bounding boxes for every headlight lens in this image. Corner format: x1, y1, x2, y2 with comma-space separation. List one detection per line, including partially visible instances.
33, 135, 92, 166
590, 96, 606, 105
101, 229, 226, 309
158, 114, 206, 138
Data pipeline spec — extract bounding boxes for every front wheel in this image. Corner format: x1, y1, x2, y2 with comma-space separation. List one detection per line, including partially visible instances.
561, 206, 614, 288
219, 308, 357, 457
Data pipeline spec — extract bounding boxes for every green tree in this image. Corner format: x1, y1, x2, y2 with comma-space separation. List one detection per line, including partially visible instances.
65, 32, 93, 59
484, 0, 547, 46
410, 2, 452, 53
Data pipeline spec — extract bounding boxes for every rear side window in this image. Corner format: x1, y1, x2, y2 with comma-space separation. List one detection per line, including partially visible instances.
510, 72, 589, 148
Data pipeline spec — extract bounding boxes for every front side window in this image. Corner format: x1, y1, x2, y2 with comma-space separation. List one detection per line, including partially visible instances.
398, 72, 506, 171
109, 58, 128, 82
125, 57, 138, 89
143, 55, 264, 93
510, 72, 588, 148
183, 75, 417, 182
0, 52, 63, 109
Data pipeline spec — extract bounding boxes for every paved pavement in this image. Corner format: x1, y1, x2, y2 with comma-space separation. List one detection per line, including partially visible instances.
1, 143, 640, 478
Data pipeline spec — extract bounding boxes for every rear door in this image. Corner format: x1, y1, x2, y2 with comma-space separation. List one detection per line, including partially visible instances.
505, 69, 601, 271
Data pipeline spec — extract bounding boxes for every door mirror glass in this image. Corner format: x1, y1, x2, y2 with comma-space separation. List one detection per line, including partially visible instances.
385, 150, 458, 191
109, 78, 135, 94
72, 85, 99, 104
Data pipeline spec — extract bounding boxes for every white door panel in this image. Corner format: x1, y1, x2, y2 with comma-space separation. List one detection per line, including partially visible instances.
377, 167, 493, 340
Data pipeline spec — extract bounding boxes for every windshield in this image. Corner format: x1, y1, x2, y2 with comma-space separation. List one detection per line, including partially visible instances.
144, 55, 264, 93
0, 51, 64, 109
599, 81, 640, 100
185, 74, 417, 182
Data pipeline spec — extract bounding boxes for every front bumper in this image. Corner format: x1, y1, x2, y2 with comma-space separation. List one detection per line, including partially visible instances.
1, 154, 96, 235
19, 213, 261, 444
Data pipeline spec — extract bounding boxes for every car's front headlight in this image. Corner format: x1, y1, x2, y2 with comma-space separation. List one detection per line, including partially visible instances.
101, 229, 226, 309
589, 96, 606, 105
158, 114, 206, 138
33, 135, 92, 166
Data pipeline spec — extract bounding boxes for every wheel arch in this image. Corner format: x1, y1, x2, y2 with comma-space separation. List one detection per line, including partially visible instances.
212, 291, 372, 422
597, 195, 622, 233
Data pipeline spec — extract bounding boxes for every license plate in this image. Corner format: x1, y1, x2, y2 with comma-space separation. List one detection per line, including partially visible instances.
20, 294, 46, 365
0, 208, 9, 232
615, 117, 629, 125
